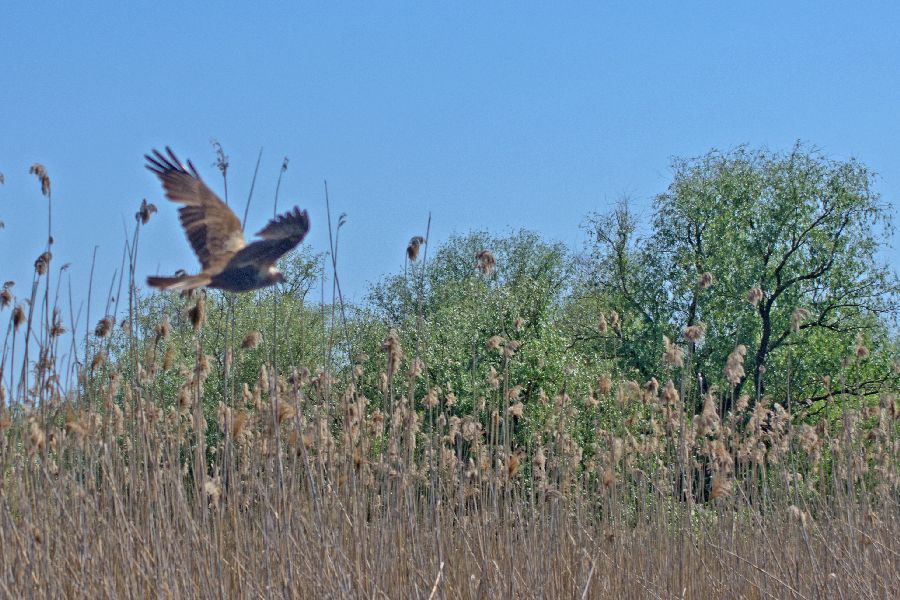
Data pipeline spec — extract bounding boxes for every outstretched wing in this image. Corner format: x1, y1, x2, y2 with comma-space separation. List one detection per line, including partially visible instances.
145, 147, 245, 272
227, 207, 310, 269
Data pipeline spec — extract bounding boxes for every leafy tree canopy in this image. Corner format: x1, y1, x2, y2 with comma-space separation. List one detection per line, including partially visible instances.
581, 143, 898, 412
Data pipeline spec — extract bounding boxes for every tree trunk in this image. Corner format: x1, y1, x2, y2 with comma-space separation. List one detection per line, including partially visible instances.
753, 305, 772, 405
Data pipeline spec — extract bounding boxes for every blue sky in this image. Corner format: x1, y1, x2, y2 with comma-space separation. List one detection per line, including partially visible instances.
1, 2, 898, 321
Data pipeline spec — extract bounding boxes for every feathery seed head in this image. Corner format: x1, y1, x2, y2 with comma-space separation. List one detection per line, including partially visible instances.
162, 345, 176, 371
598, 313, 608, 334
661, 380, 679, 406
90, 351, 107, 373
188, 295, 206, 331
408, 357, 425, 378
609, 311, 621, 331
486, 335, 505, 351
724, 344, 747, 386
503, 339, 521, 357
50, 308, 65, 337
507, 450, 522, 478
29, 163, 51, 197
662, 335, 685, 367
211, 139, 229, 176
747, 287, 764, 306
195, 353, 211, 380
277, 401, 296, 423
698, 391, 720, 435
34, 252, 51, 276
506, 385, 524, 402
597, 374, 613, 395
486, 366, 500, 389
12, 305, 25, 331
381, 329, 403, 376
423, 386, 440, 409
406, 236, 425, 261
176, 386, 191, 414
241, 330, 262, 349
95, 316, 114, 338
475, 250, 496, 275
683, 322, 706, 344
136, 199, 157, 224
27, 419, 45, 454
154, 315, 171, 342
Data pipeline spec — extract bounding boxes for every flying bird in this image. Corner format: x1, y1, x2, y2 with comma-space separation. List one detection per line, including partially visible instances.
144, 147, 310, 293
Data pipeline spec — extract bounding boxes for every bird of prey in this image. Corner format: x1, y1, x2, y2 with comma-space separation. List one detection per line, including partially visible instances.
145, 147, 310, 293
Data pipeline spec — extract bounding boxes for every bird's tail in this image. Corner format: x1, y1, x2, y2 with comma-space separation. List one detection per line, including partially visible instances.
147, 274, 211, 292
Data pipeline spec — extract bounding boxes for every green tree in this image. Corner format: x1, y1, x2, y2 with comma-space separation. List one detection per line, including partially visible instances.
353, 230, 596, 425
583, 144, 899, 411
103, 249, 327, 420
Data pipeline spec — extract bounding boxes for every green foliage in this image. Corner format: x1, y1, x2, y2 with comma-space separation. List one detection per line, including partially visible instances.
581, 143, 899, 411
111, 249, 327, 420
117, 143, 897, 435
354, 230, 604, 426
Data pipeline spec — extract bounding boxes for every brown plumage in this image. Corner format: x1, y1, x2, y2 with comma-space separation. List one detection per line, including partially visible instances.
145, 147, 310, 293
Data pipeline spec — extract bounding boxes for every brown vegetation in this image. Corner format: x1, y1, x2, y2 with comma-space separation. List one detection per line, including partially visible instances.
0, 155, 896, 599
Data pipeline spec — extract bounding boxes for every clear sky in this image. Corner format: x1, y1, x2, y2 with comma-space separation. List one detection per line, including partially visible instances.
1, 2, 898, 320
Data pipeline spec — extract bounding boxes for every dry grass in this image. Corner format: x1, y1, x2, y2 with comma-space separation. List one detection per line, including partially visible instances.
0, 310, 896, 599
0, 182, 897, 600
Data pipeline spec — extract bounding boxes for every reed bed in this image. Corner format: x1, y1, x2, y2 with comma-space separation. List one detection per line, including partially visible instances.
0, 167, 896, 600
0, 299, 897, 598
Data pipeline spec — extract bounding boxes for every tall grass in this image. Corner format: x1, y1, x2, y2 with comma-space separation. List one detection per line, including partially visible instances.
0, 168, 897, 600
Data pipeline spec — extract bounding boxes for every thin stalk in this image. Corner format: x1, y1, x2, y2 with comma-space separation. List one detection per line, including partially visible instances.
241, 148, 264, 231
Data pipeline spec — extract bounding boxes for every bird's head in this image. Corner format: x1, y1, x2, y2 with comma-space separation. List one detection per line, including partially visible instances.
267, 266, 285, 284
